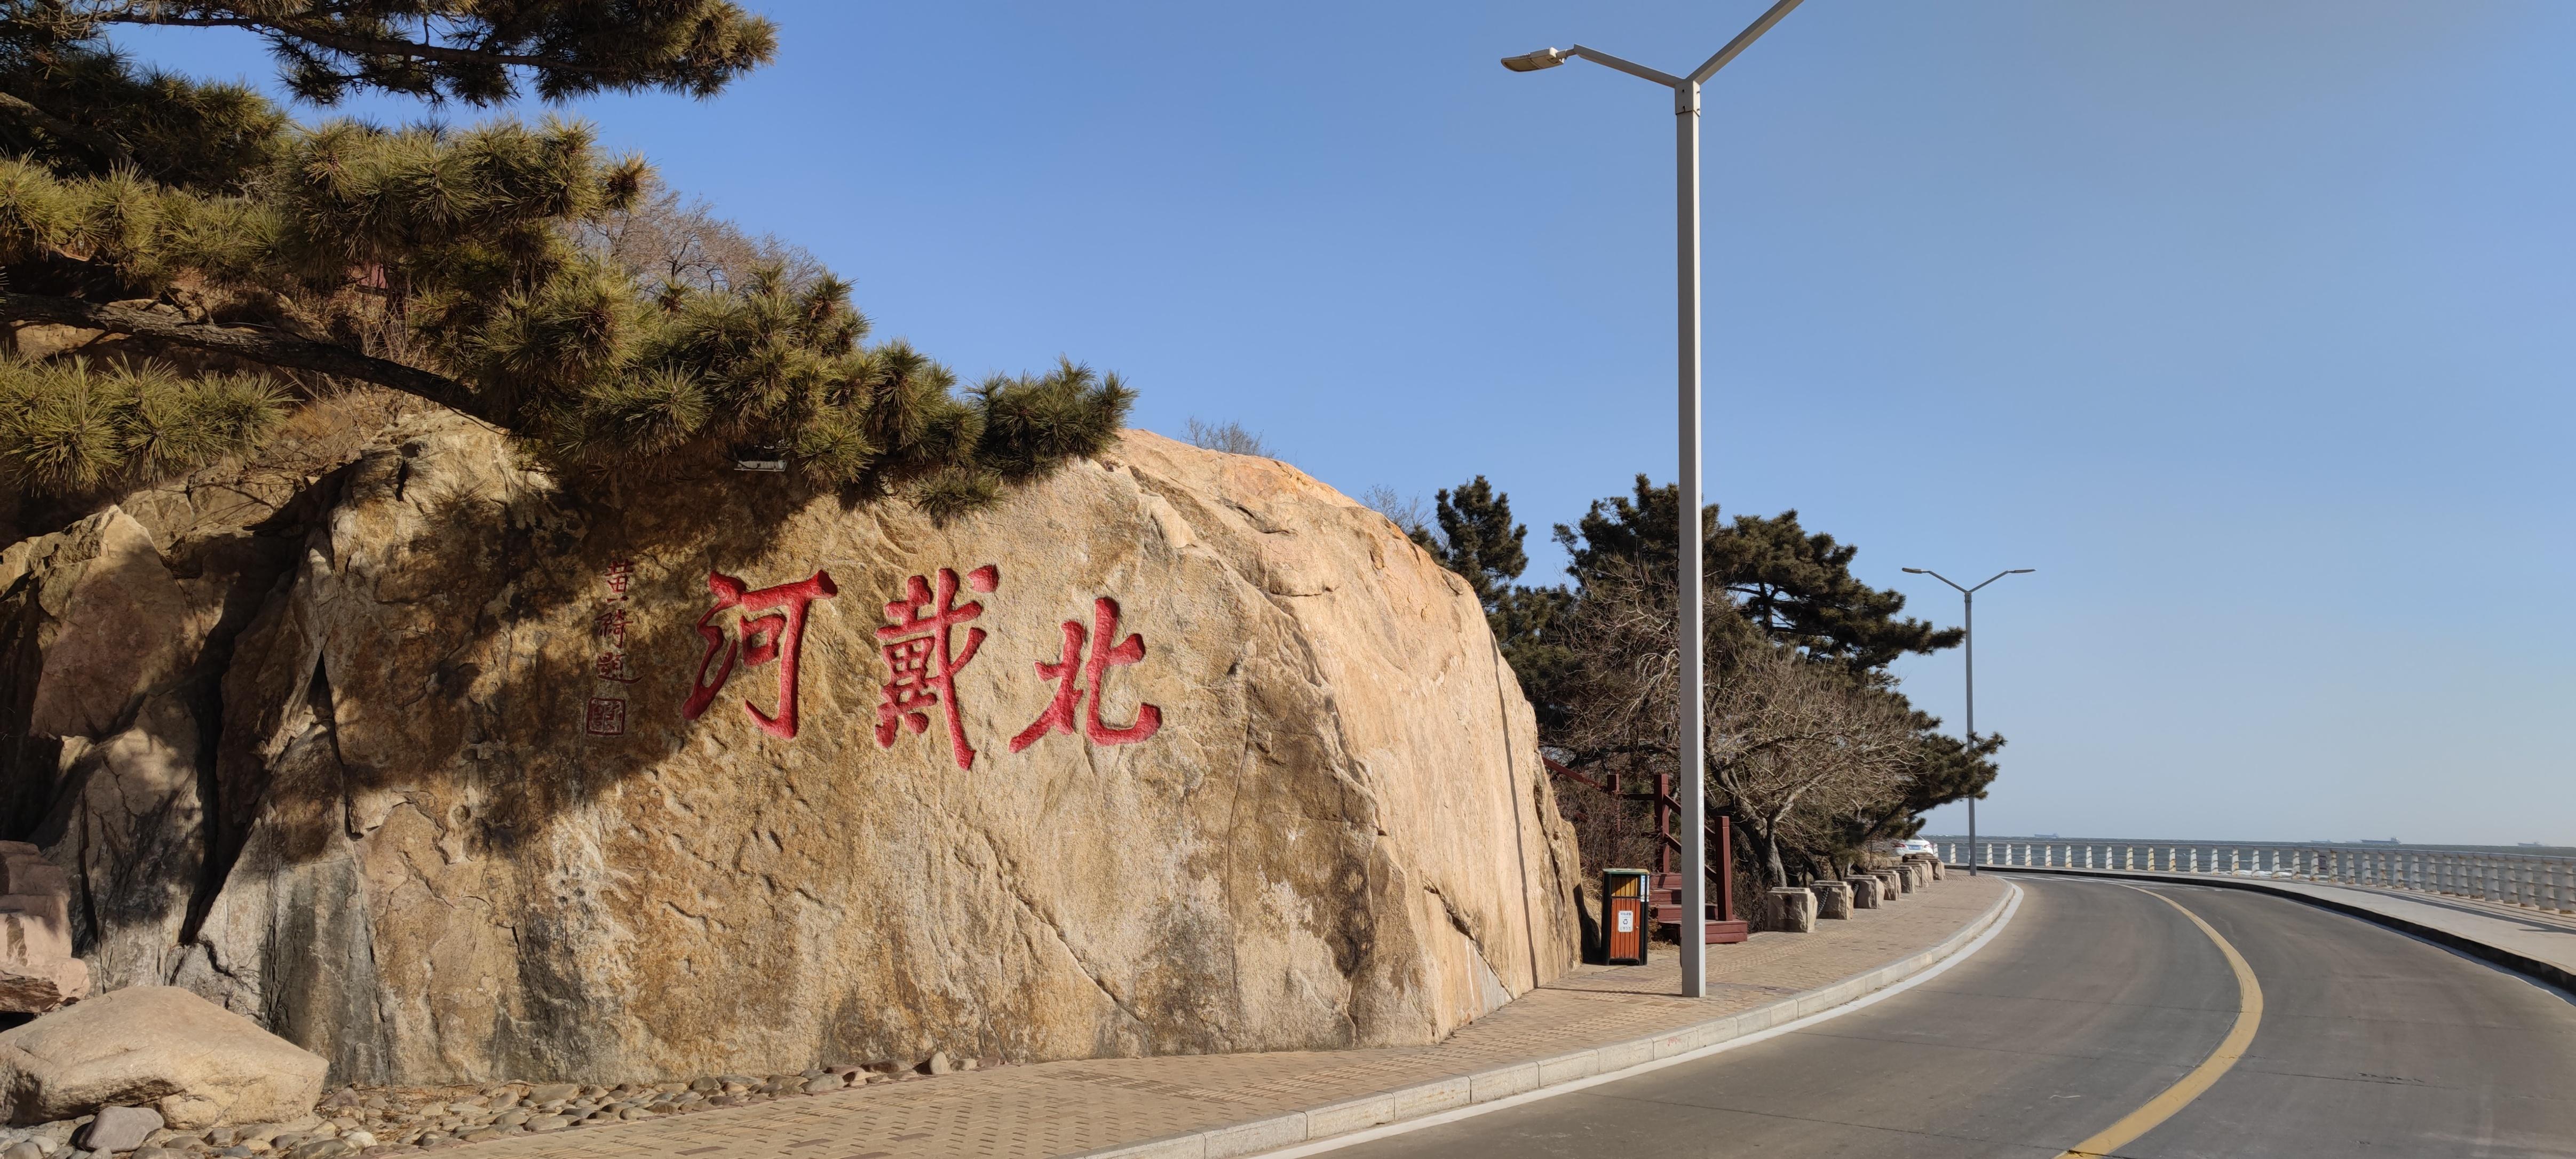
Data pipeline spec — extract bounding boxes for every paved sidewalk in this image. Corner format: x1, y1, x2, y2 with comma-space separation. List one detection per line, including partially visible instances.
451, 874, 2007, 1159
1993, 866, 2576, 989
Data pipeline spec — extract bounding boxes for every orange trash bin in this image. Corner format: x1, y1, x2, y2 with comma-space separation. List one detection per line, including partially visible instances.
1603, 868, 1650, 965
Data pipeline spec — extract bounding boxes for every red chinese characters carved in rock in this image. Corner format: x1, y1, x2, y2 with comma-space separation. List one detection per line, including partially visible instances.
681, 569, 839, 739
1010, 596, 1163, 753
587, 559, 639, 735
874, 566, 998, 770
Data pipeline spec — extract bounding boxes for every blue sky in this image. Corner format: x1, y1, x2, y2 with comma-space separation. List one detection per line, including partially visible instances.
116, 2, 2573, 844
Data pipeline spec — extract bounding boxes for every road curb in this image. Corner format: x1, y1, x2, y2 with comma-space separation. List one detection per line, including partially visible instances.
1987, 865, 2576, 994
1067, 883, 2017, 1159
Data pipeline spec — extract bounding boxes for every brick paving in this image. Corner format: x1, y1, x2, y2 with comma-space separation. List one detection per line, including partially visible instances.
456, 875, 2005, 1159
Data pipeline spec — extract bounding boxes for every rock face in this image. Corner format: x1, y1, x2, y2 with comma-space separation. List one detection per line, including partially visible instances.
3, 415, 1583, 1084
0, 842, 87, 1011
0, 986, 326, 1126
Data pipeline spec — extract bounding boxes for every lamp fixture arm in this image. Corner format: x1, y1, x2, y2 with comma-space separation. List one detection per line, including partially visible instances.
1562, 45, 1682, 88
1687, 0, 1810, 84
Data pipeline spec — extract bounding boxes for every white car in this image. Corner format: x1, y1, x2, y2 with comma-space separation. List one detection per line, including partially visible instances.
1896, 838, 1936, 857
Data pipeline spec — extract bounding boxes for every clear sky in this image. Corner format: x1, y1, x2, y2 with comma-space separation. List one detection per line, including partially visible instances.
115, 2, 2574, 845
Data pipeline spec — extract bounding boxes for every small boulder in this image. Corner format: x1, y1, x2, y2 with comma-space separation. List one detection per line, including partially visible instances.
0, 988, 326, 1126
1765, 887, 1817, 933
919, 1051, 953, 1077
73, 1107, 161, 1154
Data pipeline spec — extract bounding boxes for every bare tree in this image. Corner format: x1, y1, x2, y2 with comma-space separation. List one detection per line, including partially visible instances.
1184, 417, 1273, 457
1551, 561, 1917, 888
578, 180, 828, 295
1359, 485, 1436, 542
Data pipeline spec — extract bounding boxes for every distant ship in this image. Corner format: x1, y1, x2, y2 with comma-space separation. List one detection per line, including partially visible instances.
2359, 837, 2400, 845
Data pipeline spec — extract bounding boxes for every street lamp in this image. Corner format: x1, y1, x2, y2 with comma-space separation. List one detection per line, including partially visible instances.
1503, 0, 1805, 1001
1900, 567, 2034, 877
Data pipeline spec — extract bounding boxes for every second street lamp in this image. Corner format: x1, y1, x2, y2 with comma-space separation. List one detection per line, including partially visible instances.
1900, 567, 2034, 877
1502, 0, 1804, 1000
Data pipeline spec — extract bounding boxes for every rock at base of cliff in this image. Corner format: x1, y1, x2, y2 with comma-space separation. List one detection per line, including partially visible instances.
0, 844, 88, 1014
0, 987, 325, 1127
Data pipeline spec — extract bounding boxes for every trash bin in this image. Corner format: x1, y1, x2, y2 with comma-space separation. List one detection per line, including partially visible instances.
1603, 868, 1650, 966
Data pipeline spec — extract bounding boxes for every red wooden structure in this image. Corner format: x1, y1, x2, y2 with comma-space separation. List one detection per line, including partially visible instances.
1545, 758, 1749, 945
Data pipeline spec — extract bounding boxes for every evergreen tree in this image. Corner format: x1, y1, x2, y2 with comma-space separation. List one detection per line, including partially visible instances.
1415, 477, 1524, 612
0, 2, 1130, 507
1556, 475, 1961, 670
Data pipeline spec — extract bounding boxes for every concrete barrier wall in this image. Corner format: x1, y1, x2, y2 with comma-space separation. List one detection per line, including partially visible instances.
1931, 838, 2576, 916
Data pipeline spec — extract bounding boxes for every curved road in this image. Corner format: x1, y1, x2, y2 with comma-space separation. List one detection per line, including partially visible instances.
1305, 877, 2576, 1158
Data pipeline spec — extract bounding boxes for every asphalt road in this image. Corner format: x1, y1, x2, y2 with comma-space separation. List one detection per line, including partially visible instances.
1311, 877, 2576, 1158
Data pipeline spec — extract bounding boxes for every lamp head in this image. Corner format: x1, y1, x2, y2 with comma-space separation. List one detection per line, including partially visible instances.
1901, 567, 1927, 575
2007, 568, 2035, 575
1501, 47, 1567, 72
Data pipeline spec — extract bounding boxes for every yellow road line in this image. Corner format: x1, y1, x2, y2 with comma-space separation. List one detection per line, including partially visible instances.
2054, 885, 2264, 1158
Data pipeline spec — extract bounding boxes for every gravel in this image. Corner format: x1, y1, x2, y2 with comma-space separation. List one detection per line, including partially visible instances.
8, 1054, 1000, 1159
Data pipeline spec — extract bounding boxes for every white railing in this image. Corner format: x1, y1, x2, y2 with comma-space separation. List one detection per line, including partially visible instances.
1927, 837, 2576, 916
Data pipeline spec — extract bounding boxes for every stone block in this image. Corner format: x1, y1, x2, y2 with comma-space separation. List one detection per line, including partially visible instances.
1845, 875, 1881, 908
1765, 887, 1817, 933
1810, 880, 1852, 919
1874, 869, 1906, 899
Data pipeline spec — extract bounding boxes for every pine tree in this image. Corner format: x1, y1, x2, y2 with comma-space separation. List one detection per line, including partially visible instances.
1555, 475, 1962, 670
0, 2, 1131, 506
1416, 477, 1524, 612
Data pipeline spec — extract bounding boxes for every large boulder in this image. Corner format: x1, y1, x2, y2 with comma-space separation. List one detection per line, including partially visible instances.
0, 986, 326, 1127
101, 415, 1581, 1083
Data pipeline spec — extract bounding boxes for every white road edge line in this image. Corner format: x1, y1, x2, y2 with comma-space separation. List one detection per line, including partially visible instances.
1253, 882, 2028, 1158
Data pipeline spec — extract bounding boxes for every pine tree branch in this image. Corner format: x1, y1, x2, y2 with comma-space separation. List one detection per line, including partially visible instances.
93, 12, 616, 77
0, 291, 489, 418
0, 91, 132, 169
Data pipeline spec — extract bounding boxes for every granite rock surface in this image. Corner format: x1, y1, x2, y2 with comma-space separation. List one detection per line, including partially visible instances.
2, 414, 1582, 1084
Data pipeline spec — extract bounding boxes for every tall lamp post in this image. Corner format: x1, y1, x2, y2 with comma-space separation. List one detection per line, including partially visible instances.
1502, 0, 1805, 1000
1899, 568, 2034, 876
